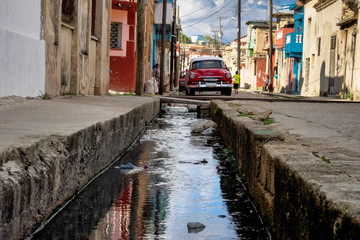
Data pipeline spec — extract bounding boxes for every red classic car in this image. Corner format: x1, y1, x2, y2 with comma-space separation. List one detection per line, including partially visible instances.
185, 57, 232, 96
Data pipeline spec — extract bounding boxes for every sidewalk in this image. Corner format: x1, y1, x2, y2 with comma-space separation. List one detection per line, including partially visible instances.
210, 99, 360, 239
0, 95, 159, 152
0, 95, 160, 240
255, 90, 359, 102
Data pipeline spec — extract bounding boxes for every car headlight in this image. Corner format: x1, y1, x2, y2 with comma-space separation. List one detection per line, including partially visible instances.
226, 73, 231, 79
190, 72, 196, 79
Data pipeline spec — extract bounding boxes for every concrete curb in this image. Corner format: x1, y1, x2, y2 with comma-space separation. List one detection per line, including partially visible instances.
0, 98, 160, 240
210, 100, 360, 239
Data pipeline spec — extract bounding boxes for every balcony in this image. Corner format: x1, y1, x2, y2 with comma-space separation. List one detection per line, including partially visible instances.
285, 32, 303, 58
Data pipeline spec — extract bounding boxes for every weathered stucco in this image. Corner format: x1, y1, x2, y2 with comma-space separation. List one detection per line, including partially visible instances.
42, 0, 111, 97
0, 0, 45, 98
301, 0, 360, 99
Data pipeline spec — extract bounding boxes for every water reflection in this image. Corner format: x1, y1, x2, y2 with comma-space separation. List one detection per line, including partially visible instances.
31, 111, 270, 240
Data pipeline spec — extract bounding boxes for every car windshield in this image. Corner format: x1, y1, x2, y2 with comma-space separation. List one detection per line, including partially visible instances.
191, 60, 224, 69
180, 72, 186, 78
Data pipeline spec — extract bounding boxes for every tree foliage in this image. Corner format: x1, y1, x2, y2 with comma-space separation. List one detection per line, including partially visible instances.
179, 32, 191, 44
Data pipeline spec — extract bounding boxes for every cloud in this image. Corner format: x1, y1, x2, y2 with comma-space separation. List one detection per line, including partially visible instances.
214, 0, 225, 7
177, 0, 295, 43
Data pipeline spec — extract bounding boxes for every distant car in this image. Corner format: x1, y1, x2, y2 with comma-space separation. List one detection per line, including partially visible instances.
185, 57, 232, 96
179, 71, 186, 91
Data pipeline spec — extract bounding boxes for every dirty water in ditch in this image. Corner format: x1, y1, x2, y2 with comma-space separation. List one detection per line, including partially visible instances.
30, 108, 271, 240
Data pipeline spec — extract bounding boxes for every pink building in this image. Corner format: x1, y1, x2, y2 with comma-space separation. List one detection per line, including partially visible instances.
110, 0, 137, 92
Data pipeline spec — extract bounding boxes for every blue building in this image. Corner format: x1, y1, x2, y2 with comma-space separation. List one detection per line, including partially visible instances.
284, 3, 304, 93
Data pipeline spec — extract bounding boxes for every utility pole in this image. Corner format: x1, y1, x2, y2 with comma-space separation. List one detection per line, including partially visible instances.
269, 0, 274, 92
160, 0, 168, 95
211, 29, 219, 55
180, 31, 183, 71
219, 16, 223, 55
237, 0, 241, 74
170, 0, 177, 91
135, 0, 146, 96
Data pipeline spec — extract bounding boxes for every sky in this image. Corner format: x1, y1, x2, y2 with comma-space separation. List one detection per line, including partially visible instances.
177, 0, 296, 43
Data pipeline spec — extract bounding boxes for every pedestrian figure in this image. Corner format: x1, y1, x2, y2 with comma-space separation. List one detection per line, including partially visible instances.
152, 64, 160, 91
265, 74, 269, 91
233, 71, 240, 94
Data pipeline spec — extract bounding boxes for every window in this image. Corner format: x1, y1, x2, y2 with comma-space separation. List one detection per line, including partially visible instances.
254, 61, 257, 75
330, 35, 336, 50
110, 22, 122, 49
91, 0, 97, 36
317, 37, 321, 56
305, 58, 310, 93
62, 0, 75, 23
191, 60, 224, 69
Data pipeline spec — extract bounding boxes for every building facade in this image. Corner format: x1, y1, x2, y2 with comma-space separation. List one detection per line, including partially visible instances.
284, 7, 303, 94
0, 0, 111, 98
110, 0, 138, 93
0, 0, 45, 97
245, 21, 269, 90
301, 0, 359, 99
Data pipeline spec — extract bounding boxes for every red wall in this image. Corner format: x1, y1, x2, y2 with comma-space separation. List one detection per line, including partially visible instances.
110, 1, 137, 93
275, 28, 294, 49
256, 58, 267, 88
110, 40, 136, 92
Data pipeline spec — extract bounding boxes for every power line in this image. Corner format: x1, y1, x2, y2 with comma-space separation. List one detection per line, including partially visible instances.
180, 1, 215, 18
181, 0, 236, 28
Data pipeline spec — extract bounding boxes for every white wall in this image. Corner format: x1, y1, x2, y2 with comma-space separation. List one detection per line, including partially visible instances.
301, 0, 318, 96
0, 0, 45, 97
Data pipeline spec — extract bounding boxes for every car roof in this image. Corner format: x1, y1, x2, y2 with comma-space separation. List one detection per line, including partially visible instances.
190, 57, 224, 62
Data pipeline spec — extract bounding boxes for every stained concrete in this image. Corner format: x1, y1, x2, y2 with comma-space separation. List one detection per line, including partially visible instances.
0, 95, 160, 240
211, 100, 360, 239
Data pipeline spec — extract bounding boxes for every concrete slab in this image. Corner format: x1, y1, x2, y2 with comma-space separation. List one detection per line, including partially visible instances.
0, 95, 158, 152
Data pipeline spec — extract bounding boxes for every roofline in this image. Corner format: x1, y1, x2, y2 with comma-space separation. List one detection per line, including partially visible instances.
273, 13, 294, 17
245, 21, 269, 25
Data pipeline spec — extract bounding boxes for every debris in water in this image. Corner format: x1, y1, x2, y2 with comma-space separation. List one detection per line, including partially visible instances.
179, 161, 192, 164
118, 163, 136, 169
194, 159, 208, 165
187, 222, 206, 233
201, 127, 218, 136
216, 165, 227, 172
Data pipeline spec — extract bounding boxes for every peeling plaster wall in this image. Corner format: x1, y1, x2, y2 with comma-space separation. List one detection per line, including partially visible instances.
43, 0, 111, 97
302, 0, 320, 96
0, 0, 45, 97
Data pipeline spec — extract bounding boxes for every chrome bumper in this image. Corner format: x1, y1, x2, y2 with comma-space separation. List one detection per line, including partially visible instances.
187, 83, 232, 88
